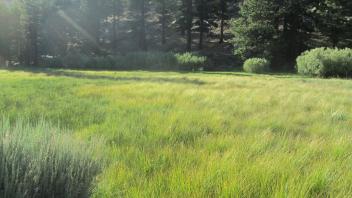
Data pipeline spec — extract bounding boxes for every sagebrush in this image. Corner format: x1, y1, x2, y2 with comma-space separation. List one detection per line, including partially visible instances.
0, 119, 103, 198
243, 58, 270, 73
296, 48, 352, 77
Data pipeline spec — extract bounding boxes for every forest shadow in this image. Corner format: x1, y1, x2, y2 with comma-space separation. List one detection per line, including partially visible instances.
204, 72, 253, 77
7, 67, 208, 85
204, 71, 306, 79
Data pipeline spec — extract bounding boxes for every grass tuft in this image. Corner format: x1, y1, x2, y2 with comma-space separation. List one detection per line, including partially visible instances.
0, 118, 103, 198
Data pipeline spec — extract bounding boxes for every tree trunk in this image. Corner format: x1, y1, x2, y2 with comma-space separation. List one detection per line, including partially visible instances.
32, 21, 38, 66
219, 0, 225, 44
86, 0, 101, 55
25, 15, 39, 66
112, 0, 118, 54
180, 0, 186, 36
139, 0, 147, 51
93, 16, 100, 54
199, 19, 204, 50
186, 0, 192, 51
198, 0, 204, 50
161, 0, 166, 45
331, 29, 339, 47
25, 32, 30, 66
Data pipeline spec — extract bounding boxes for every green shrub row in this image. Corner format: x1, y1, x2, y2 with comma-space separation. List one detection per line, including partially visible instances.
0, 119, 103, 198
40, 52, 207, 71
296, 48, 352, 77
243, 58, 270, 74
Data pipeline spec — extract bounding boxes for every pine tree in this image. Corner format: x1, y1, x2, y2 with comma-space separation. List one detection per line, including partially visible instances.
231, 0, 279, 60
313, 0, 352, 47
194, 0, 217, 49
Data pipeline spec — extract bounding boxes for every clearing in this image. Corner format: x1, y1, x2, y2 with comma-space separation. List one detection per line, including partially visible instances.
1, 68, 351, 197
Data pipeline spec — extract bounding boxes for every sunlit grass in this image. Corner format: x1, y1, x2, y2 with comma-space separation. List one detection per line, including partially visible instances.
0, 68, 352, 197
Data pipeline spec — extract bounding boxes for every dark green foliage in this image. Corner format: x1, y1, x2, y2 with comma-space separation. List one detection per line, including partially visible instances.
230, 0, 278, 60
40, 52, 207, 71
108, 52, 207, 70
86, 56, 115, 69
296, 48, 352, 77
243, 58, 270, 74
109, 52, 178, 70
1, 0, 351, 72
194, 0, 217, 49
40, 56, 64, 68
231, 0, 351, 70
0, 119, 102, 198
312, 0, 352, 48
214, 0, 238, 43
62, 53, 90, 68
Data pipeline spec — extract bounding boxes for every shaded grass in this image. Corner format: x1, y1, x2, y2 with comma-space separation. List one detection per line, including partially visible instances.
0, 69, 352, 197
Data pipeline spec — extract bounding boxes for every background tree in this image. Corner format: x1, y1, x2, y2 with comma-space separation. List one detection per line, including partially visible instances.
231, 0, 279, 60
215, 0, 238, 43
111, 0, 124, 53
231, 0, 320, 69
185, 0, 193, 51
194, 0, 217, 49
0, 2, 13, 64
1, 0, 350, 71
313, 0, 352, 47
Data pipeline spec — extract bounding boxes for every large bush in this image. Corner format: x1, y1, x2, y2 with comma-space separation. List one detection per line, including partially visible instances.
0, 119, 103, 198
297, 48, 352, 77
243, 58, 270, 73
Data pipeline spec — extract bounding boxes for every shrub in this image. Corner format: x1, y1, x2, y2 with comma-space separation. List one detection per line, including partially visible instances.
123, 52, 177, 70
0, 119, 103, 198
110, 52, 207, 71
38, 52, 208, 71
62, 53, 90, 68
175, 52, 207, 71
243, 58, 270, 73
86, 56, 114, 69
296, 48, 352, 77
40, 56, 63, 67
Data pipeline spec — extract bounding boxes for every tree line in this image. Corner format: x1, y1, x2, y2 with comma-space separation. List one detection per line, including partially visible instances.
232, 0, 352, 69
0, 0, 238, 66
0, 0, 351, 70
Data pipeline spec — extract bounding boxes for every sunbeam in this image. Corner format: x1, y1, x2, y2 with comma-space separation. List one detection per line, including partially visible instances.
57, 10, 98, 46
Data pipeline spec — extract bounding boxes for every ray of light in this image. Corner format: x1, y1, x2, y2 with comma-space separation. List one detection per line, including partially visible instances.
57, 10, 98, 46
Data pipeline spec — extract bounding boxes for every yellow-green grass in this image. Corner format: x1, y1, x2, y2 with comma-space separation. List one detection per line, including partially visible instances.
1, 68, 352, 197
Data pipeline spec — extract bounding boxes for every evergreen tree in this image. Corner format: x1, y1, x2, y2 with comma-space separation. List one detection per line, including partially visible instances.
194, 0, 217, 49
231, 0, 318, 69
215, 0, 238, 43
231, 0, 279, 60
185, 0, 193, 51
313, 0, 352, 47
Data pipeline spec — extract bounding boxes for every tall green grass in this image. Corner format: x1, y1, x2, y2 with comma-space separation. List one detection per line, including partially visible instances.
0, 118, 103, 198
1, 69, 352, 197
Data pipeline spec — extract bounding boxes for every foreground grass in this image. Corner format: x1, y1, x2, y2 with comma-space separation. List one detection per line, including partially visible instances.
0, 119, 103, 198
0, 68, 352, 197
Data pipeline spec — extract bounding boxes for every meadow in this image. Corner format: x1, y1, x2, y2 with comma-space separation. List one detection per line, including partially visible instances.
0, 68, 352, 197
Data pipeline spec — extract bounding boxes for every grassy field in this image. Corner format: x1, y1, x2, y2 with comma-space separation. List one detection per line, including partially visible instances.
0, 68, 352, 197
